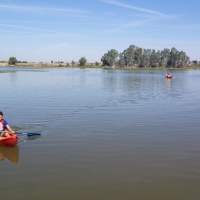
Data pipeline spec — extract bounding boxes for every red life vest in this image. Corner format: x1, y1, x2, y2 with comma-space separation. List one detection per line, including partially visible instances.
0, 119, 6, 131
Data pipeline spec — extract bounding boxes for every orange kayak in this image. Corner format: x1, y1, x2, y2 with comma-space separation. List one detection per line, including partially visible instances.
166, 75, 172, 79
0, 133, 18, 147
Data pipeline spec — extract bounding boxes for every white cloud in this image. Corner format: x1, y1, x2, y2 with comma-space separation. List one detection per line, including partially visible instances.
0, 4, 88, 14
101, 0, 178, 18
0, 23, 64, 34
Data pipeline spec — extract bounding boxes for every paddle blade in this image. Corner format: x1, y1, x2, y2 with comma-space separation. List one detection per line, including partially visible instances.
26, 133, 41, 137
15, 132, 41, 137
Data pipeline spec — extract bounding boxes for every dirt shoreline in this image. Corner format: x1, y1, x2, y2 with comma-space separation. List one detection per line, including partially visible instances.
0, 62, 200, 69
0, 62, 71, 67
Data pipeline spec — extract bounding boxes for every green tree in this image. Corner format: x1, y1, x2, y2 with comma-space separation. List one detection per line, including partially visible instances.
79, 57, 87, 66
140, 49, 151, 67
101, 49, 118, 67
71, 60, 75, 67
134, 47, 143, 66
124, 45, 137, 66
167, 47, 189, 68
8, 57, 17, 65
160, 48, 170, 67
95, 62, 99, 66
117, 52, 126, 67
177, 51, 189, 67
149, 49, 161, 68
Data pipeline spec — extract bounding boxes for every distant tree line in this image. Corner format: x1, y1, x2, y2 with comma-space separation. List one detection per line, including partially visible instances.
4, 57, 88, 67
3, 44, 200, 68
101, 45, 190, 68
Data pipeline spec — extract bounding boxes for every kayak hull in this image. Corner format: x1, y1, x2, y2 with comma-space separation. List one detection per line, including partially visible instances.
166, 76, 172, 79
0, 133, 18, 147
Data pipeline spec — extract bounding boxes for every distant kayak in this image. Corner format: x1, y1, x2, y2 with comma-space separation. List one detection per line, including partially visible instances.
0, 133, 18, 147
166, 75, 172, 79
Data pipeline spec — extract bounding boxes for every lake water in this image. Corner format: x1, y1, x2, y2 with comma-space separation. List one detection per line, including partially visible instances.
0, 67, 200, 200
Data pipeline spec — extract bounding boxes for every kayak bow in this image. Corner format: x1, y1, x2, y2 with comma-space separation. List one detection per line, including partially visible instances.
0, 133, 18, 147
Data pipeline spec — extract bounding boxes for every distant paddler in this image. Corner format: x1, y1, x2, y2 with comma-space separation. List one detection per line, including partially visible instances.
165, 73, 172, 79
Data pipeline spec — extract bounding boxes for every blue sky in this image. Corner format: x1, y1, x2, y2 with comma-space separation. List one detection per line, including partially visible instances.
0, 0, 200, 62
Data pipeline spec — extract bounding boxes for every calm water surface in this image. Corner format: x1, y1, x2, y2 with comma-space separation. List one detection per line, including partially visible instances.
0, 67, 200, 200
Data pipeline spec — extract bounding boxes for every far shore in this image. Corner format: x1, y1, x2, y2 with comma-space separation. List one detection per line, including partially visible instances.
0, 61, 200, 70
0, 62, 69, 67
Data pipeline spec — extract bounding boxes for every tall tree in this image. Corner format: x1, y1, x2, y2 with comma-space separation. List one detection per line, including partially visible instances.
8, 57, 17, 65
140, 49, 151, 67
161, 48, 170, 67
117, 52, 126, 67
134, 47, 143, 66
123, 45, 136, 66
101, 49, 118, 67
79, 57, 87, 66
71, 60, 75, 67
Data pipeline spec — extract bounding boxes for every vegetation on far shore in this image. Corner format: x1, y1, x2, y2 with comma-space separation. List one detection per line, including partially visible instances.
1, 44, 200, 69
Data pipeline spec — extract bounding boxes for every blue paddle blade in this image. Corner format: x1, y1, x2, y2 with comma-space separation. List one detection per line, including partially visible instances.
15, 132, 41, 136
26, 133, 41, 137
26, 133, 41, 136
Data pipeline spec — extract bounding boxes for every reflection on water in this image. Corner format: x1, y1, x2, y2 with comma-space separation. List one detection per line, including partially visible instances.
102, 70, 187, 105
0, 145, 19, 163
17, 134, 41, 145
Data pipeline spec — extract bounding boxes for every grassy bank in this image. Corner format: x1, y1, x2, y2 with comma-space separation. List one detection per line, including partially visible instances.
1, 62, 200, 70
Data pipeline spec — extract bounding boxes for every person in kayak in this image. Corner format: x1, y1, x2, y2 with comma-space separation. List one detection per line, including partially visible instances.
0, 111, 15, 137
166, 73, 172, 78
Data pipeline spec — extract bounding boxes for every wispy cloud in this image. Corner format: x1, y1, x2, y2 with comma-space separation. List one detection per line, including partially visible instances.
0, 23, 91, 40
0, 20, 126, 26
0, 4, 88, 14
0, 23, 64, 34
101, 0, 177, 18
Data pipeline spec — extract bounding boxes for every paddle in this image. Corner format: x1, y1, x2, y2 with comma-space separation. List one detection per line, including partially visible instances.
15, 132, 41, 137
0, 131, 41, 137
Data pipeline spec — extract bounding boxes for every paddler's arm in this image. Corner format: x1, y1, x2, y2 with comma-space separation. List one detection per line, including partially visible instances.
5, 125, 15, 133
